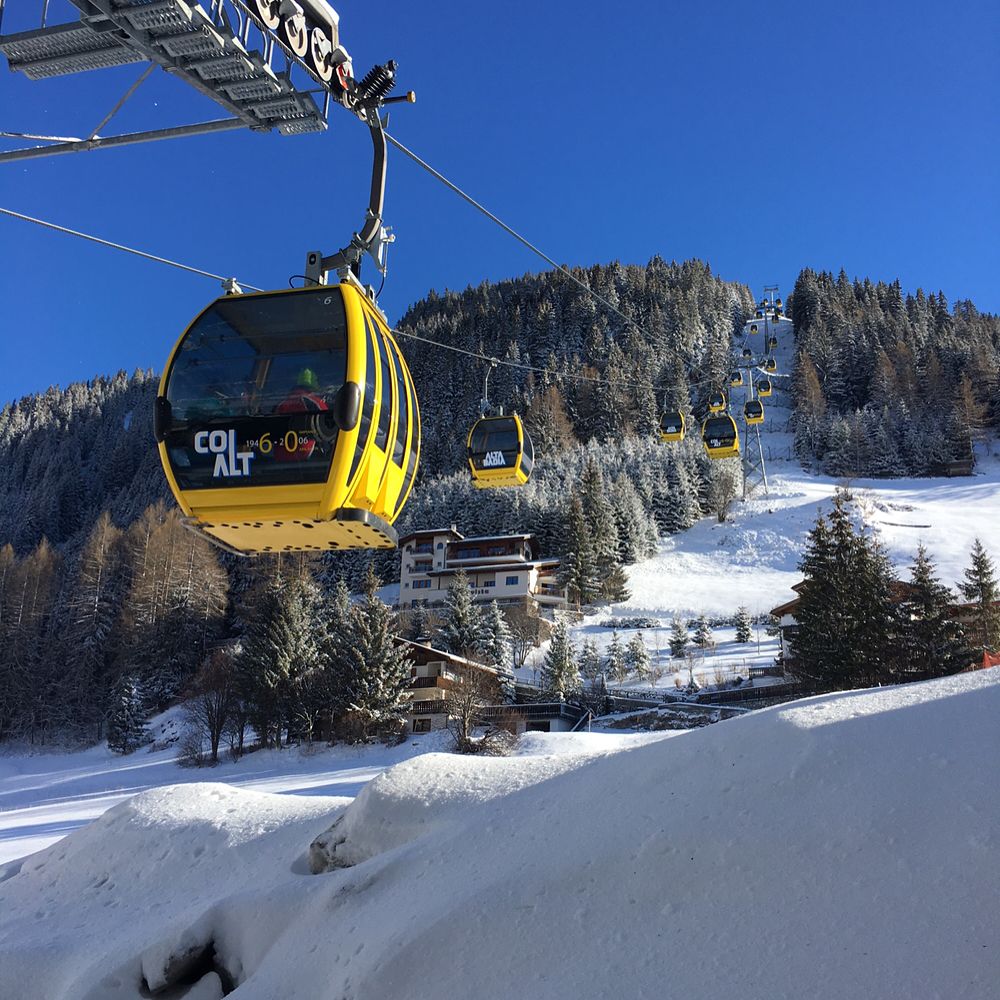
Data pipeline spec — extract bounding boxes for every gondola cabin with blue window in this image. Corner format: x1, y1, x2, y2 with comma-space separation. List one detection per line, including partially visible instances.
467, 414, 534, 488
758, 378, 773, 398
744, 399, 764, 425
154, 281, 420, 554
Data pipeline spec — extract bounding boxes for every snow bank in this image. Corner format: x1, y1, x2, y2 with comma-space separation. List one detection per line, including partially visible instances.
309, 739, 661, 871
3, 671, 999, 999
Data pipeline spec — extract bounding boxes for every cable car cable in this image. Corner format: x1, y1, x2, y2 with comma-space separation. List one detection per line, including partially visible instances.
0, 206, 261, 290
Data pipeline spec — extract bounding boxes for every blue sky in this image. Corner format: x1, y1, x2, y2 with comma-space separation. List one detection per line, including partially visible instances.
1, 0, 997, 404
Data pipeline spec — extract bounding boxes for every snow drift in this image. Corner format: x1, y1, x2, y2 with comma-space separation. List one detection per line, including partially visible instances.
2, 671, 999, 999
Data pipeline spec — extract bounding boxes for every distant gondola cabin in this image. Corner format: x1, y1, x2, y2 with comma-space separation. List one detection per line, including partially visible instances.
467, 414, 534, 488
701, 415, 739, 459
659, 410, 685, 442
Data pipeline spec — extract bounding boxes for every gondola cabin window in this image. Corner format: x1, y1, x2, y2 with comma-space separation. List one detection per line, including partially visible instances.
163, 291, 347, 490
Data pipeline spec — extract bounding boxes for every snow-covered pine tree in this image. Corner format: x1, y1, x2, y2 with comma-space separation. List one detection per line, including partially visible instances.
694, 615, 713, 649
579, 637, 603, 682
900, 545, 973, 679
106, 673, 148, 754
238, 572, 323, 748
734, 606, 753, 644
338, 573, 412, 741
580, 458, 623, 600
438, 568, 483, 659
625, 633, 651, 681
407, 600, 431, 642
793, 491, 898, 690
541, 618, 581, 697
559, 497, 600, 609
959, 538, 1000, 652
605, 629, 628, 683
479, 601, 516, 702
669, 617, 689, 659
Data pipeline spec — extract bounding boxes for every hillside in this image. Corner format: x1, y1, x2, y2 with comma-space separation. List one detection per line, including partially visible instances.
609, 313, 1000, 619
1, 669, 997, 999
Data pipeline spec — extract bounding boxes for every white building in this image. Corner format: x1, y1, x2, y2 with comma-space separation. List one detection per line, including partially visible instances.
397, 526, 566, 612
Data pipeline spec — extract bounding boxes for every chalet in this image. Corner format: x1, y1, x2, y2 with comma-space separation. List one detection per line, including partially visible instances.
399, 638, 582, 735
398, 526, 566, 613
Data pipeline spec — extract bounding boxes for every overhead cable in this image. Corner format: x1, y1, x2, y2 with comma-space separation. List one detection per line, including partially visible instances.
0, 206, 260, 289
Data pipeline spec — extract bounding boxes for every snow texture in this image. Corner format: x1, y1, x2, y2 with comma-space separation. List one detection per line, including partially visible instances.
1, 670, 998, 998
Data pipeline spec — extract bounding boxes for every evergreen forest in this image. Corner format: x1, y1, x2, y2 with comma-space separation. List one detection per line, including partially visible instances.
2, 258, 998, 746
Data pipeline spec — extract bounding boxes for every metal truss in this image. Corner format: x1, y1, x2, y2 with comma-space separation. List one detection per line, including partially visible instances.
0, 0, 338, 163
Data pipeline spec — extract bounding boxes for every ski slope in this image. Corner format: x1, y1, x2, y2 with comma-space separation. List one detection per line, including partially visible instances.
614, 315, 1000, 619
1, 668, 996, 999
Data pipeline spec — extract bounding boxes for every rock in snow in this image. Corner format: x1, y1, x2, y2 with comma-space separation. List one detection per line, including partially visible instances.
2, 671, 999, 999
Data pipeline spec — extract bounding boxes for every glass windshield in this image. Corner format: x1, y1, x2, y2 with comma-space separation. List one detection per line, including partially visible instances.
469, 419, 520, 470
704, 417, 736, 443
163, 288, 348, 490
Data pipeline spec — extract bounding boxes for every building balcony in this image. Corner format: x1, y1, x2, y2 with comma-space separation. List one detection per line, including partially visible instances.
408, 676, 455, 691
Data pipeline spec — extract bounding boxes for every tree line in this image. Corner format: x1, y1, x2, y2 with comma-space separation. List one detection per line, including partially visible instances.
790, 268, 1000, 476
790, 489, 996, 690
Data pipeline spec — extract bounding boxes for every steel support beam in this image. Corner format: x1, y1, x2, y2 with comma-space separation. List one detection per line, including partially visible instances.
0, 117, 248, 162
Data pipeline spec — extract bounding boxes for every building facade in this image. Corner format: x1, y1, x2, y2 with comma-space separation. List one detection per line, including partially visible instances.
397, 526, 566, 613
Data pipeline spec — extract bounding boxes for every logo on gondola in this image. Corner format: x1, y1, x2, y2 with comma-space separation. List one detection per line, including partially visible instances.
483, 450, 507, 468
194, 429, 255, 478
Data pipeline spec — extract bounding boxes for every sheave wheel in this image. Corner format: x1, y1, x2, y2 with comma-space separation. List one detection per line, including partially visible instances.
308, 27, 335, 82
281, 11, 310, 58
253, 0, 281, 30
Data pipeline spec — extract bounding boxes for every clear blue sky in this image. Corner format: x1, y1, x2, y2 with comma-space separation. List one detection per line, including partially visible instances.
1, 0, 997, 404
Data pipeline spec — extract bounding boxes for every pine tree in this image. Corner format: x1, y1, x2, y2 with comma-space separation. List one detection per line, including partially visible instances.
238, 572, 322, 748
959, 538, 1000, 652
625, 633, 651, 681
605, 630, 627, 683
106, 673, 148, 754
438, 568, 483, 659
900, 545, 972, 678
559, 497, 600, 608
734, 606, 753, 644
338, 574, 412, 740
793, 491, 898, 689
669, 618, 689, 659
408, 601, 431, 642
479, 601, 516, 702
694, 615, 713, 649
541, 618, 581, 697
579, 637, 603, 682
580, 458, 623, 599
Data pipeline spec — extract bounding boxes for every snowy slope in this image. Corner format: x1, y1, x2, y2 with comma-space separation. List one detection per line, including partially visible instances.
1, 669, 997, 999
612, 315, 1000, 618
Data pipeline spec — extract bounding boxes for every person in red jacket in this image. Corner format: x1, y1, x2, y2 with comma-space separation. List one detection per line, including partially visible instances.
274, 368, 327, 460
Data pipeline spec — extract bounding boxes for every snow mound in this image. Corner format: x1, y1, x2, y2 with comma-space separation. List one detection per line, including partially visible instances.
3, 671, 1000, 999
0, 783, 346, 999
309, 745, 632, 871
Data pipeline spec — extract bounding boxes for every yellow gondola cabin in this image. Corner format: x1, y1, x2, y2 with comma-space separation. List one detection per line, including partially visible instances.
155, 281, 420, 555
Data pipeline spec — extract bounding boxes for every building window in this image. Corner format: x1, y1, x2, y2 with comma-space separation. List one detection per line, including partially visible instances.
404, 583, 409, 588
484, 580, 495, 588
412, 718, 432, 733
506, 575, 519, 586
437, 542, 444, 549
413, 579, 432, 590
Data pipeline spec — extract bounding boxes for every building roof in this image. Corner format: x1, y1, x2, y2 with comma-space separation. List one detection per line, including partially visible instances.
397, 638, 497, 674
450, 534, 535, 545
398, 527, 464, 546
